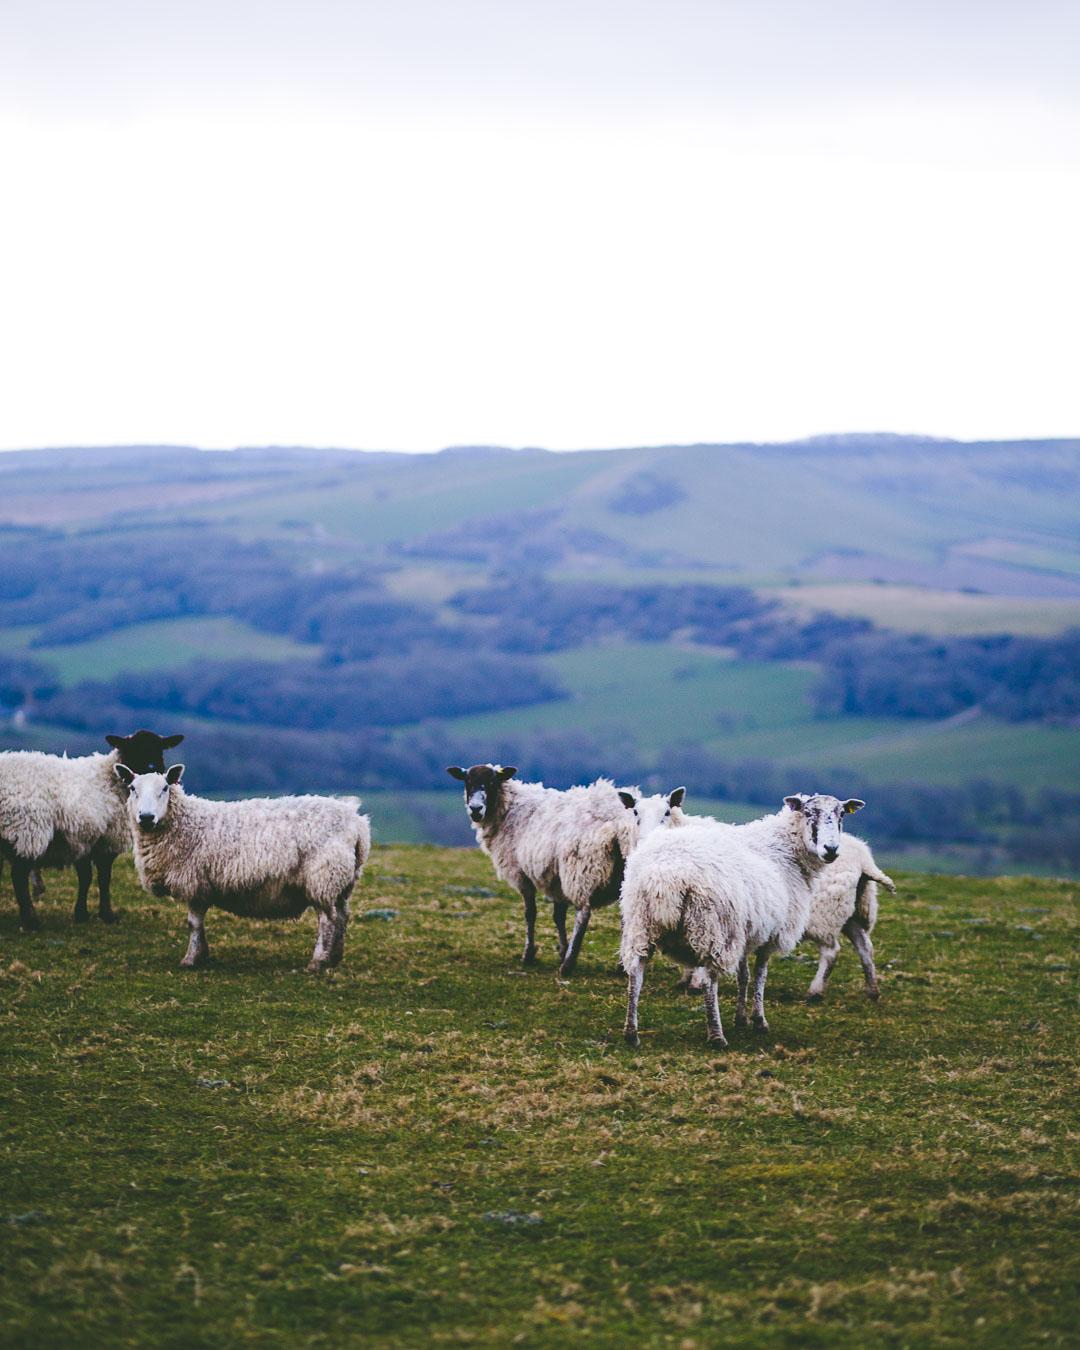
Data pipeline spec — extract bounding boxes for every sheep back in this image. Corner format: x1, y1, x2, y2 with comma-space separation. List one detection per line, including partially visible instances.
0, 750, 127, 866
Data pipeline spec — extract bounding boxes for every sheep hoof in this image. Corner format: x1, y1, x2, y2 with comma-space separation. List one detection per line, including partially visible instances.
558, 961, 577, 979
305, 959, 326, 974
752, 1016, 769, 1033
19, 914, 42, 932
734, 1013, 749, 1028
623, 1029, 640, 1048
521, 947, 538, 967
73, 908, 90, 925
98, 910, 118, 925
180, 953, 207, 970
805, 990, 824, 1003
866, 986, 880, 1001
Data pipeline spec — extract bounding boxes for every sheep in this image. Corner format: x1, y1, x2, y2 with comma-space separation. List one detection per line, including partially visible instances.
0, 729, 183, 930
448, 764, 669, 977
803, 829, 895, 1002
116, 764, 371, 972
619, 793, 865, 1047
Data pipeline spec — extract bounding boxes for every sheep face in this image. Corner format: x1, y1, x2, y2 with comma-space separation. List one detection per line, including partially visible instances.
620, 787, 686, 843
106, 729, 185, 775
783, 792, 864, 863
115, 764, 185, 833
447, 764, 516, 824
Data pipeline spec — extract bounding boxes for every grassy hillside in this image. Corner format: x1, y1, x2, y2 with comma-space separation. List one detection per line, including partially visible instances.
1, 850, 1076, 1345
16, 616, 321, 685
438, 642, 1080, 794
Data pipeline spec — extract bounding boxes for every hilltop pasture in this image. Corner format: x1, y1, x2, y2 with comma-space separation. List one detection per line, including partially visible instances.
1, 849, 1076, 1346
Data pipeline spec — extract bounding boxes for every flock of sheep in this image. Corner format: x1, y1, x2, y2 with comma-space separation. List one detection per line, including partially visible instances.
0, 730, 894, 1046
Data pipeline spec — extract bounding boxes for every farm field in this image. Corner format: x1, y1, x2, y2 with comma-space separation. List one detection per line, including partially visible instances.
1, 849, 1076, 1346
15, 616, 321, 685
436, 642, 1080, 794
764, 582, 1080, 637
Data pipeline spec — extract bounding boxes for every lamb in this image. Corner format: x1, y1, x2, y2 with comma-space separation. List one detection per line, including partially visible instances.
803, 829, 895, 1002
619, 793, 865, 1046
0, 729, 183, 930
116, 764, 371, 972
448, 764, 668, 977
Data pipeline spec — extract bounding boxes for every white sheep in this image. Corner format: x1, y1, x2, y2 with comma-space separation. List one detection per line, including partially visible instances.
0, 729, 183, 930
619, 793, 864, 1046
803, 830, 895, 1002
116, 764, 371, 972
448, 764, 668, 976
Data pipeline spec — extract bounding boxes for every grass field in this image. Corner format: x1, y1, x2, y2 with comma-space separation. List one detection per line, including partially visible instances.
1, 850, 1076, 1346
764, 582, 1080, 637
3, 617, 320, 685
438, 643, 1080, 794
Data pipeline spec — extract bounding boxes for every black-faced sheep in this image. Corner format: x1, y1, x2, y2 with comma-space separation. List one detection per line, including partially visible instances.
0, 729, 183, 929
448, 764, 656, 977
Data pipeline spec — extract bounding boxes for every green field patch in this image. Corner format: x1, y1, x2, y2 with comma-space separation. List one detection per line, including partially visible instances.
766, 581, 1080, 636
443, 643, 818, 751
26, 616, 321, 684
818, 716, 1080, 792
0, 853, 1076, 1344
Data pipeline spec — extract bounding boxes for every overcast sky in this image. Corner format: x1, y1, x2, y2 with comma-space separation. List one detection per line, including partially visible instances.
1, 1, 1076, 450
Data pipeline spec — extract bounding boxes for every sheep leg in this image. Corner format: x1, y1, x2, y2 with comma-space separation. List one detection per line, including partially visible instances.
73, 856, 94, 923
327, 891, 350, 969
552, 900, 569, 960
31, 868, 46, 898
559, 905, 591, 977
751, 942, 777, 1031
623, 954, 647, 1047
702, 972, 727, 1046
95, 852, 117, 923
520, 879, 538, 966
806, 939, 842, 1001
734, 955, 750, 1027
307, 910, 337, 973
843, 917, 879, 1000
11, 859, 41, 931
180, 909, 209, 968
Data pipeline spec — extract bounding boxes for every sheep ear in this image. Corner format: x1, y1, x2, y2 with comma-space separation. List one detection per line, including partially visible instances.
165, 763, 185, 785
105, 734, 127, 750
114, 763, 135, 787
446, 766, 467, 781
843, 798, 865, 815
784, 795, 805, 812
162, 734, 185, 749
618, 790, 637, 810
668, 787, 686, 808
498, 766, 517, 781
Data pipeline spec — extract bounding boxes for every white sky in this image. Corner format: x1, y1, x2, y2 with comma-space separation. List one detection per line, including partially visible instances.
1, 1, 1077, 451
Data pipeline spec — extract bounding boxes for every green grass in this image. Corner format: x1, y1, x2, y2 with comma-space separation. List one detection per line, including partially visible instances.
18, 617, 320, 684
435, 642, 1080, 793
444, 644, 823, 747
1, 852, 1076, 1345
763, 582, 1080, 637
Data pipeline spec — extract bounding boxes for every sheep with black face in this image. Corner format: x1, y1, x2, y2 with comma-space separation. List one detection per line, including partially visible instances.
448, 764, 663, 976
0, 729, 183, 930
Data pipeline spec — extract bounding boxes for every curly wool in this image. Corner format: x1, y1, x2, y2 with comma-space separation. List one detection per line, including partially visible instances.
476, 777, 640, 911
0, 750, 129, 868
804, 833, 894, 945
129, 786, 371, 918
619, 808, 816, 976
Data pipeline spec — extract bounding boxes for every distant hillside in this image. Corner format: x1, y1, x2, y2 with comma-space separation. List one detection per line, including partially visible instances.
1, 436, 1078, 876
